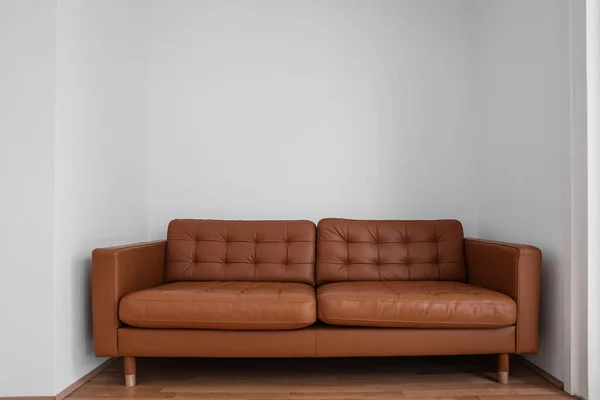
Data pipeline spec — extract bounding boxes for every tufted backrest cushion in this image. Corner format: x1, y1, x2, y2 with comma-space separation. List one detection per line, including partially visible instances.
165, 220, 316, 285
316, 219, 466, 284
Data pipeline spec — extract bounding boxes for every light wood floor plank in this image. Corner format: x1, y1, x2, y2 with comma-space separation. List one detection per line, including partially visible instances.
66, 356, 576, 400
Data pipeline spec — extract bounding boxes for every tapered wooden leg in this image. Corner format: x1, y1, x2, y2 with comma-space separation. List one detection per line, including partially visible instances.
124, 356, 136, 387
498, 353, 509, 385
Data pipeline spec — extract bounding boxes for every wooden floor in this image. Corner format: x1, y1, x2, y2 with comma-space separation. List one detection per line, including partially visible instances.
67, 356, 576, 400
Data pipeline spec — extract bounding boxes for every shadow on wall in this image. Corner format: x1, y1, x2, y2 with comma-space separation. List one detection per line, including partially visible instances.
63, 256, 98, 370
524, 248, 562, 374
82, 257, 95, 357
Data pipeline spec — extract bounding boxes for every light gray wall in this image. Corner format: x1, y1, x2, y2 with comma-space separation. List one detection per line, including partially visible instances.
475, 0, 570, 381
53, 0, 149, 393
0, 1, 57, 396
145, 0, 480, 239
0, 0, 576, 395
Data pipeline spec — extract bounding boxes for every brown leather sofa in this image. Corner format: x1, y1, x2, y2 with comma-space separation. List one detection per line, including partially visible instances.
92, 219, 541, 387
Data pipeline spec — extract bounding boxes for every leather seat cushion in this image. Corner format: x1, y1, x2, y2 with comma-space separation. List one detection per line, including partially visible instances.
119, 281, 316, 330
317, 281, 516, 329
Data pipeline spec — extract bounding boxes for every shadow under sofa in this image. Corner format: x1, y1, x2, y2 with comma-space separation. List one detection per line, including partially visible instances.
92, 218, 541, 388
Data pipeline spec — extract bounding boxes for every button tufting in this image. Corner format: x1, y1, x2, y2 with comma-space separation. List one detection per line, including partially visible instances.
164, 220, 316, 284
315, 219, 466, 284
316, 281, 517, 328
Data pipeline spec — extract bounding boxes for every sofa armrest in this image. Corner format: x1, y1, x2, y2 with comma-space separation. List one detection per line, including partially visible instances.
92, 241, 166, 356
464, 238, 541, 353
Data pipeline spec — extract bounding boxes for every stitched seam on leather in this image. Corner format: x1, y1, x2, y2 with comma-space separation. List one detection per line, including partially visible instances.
120, 318, 313, 329
124, 300, 314, 304
193, 230, 199, 280
285, 225, 289, 277
319, 240, 454, 244
319, 261, 461, 265
223, 227, 228, 280
376, 226, 381, 281
516, 246, 521, 352
122, 320, 312, 324
168, 239, 314, 243
322, 299, 514, 306
253, 237, 257, 280
346, 224, 350, 281
435, 222, 441, 279
112, 250, 119, 352
321, 317, 512, 326
110, 241, 164, 251
170, 261, 313, 265
516, 250, 521, 302
405, 224, 410, 280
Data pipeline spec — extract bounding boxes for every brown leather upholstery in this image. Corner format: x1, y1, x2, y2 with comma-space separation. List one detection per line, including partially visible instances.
117, 325, 515, 357
314, 326, 515, 357
465, 238, 542, 354
317, 219, 466, 284
119, 327, 319, 357
317, 281, 516, 328
165, 220, 316, 285
92, 241, 166, 356
119, 281, 316, 330
91, 219, 541, 364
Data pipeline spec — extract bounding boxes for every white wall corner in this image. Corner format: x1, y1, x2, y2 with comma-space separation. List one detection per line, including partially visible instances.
565, 0, 588, 397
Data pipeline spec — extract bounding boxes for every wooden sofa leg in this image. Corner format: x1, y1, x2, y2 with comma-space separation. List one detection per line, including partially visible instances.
498, 353, 509, 385
124, 356, 136, 387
